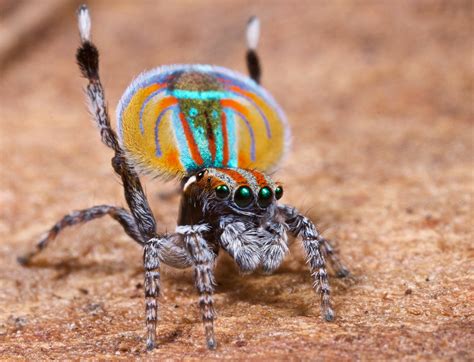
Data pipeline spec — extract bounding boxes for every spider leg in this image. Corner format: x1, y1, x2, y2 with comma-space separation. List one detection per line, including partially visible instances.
277, 204, 335, 321
245, 16, 261, 84
75, 5, 157, 242
319, 236, 350, 278
260, 220, 289, 274
18, 205, 143, 265
177, 224, 217, 350
218, 218, 262, 273
143, 237, 161, 351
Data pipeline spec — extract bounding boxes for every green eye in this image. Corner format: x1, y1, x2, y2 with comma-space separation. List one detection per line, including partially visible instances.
234, 186, 253, 208
258, 186, 273, 208
275, 185, 283, 200
215, 184, 230, 199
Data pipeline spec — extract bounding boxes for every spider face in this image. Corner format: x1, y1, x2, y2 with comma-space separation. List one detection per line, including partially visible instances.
183, 168, 283, 219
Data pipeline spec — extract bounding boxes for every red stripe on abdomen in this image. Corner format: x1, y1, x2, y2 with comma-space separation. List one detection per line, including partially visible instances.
221, 112, 229, 166
248, 169, 267, 187
179, 113, 203, 165
218, 168, 248, 185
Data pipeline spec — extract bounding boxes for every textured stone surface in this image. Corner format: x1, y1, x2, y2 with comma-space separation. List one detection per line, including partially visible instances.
0, 0, 472, 359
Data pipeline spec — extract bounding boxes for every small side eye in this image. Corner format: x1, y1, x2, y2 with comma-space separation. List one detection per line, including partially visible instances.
215, 184, 230, 199
234, 186, 253, 208
258, 186, 273, 208
275, 185, 283, 200
196, 170, 206, 180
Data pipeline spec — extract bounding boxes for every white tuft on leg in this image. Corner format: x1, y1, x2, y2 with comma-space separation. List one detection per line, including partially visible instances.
246, 16, 260, 50
77, 4, 91, 42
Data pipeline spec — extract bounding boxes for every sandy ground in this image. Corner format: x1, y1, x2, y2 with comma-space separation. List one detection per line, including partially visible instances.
0, 0, 473, 360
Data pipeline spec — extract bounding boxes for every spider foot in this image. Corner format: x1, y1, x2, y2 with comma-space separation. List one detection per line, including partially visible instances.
146, 337, 156, 351
324, 306, 335, 322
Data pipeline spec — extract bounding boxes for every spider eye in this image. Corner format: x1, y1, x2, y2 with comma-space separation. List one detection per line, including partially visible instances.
215, 184, 230, 199
234, 186, 253, 208
258, 186, 273, 208
196, 170, 206, 180
275, 185, 283, 200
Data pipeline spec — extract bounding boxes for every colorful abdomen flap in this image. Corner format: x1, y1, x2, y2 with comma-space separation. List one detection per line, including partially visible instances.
116, 64, 290, 178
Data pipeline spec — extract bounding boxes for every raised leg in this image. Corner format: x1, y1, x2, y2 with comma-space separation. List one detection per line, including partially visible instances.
18, 205, 143, 265
245, 16, 261, 84
76, 5, 157, 242
177, 224, 217, 350
278, 205, 336, 321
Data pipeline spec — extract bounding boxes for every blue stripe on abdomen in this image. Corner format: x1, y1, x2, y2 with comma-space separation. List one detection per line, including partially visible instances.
171, 110, 197, 171
154, 105, 177, 157
140, 88, 167, 134
224, 109, 238, 168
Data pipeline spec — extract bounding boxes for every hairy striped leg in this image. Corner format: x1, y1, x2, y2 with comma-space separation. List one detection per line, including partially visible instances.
76, 5, 157, 242
18, 205, 143, 265
143, 238, 161, 350
218, 218, 262, 273
177, 225, 217, 350
319, 236, 350, 278
260, 221, 289, 274
278, 205, 335, 321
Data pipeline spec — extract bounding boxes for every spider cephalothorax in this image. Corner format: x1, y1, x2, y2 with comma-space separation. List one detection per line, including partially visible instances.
19, 5, 349, 351
182, 168, 282, 219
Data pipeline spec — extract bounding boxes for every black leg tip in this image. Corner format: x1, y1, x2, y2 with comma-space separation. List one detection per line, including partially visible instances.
17, 255, 31, 266
336, 268, 350, 278
324, 309, 335, 322
146, 339, 155, 351
207, 338, 217, 350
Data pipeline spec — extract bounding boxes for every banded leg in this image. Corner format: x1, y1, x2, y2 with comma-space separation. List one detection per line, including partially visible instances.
261, 221, 289, 274
278, 205, 334, 321
319, 236, 350, 278
177, 225, 217, 350
18, 205, 143, 265
245, 16, 261, 84
218, 218, 262, 273
76, 5, 157, 242
144, 239, 161, 350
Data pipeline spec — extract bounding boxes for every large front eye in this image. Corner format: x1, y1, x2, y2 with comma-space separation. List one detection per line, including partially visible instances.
215, 184, 230, 199
234, 186, 253, 208
258, 186, 273, 208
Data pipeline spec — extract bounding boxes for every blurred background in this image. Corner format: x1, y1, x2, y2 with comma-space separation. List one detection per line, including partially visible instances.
0, 0, 472, 359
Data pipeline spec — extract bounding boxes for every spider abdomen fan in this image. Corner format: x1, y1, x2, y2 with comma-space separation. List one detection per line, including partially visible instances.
116, 64, 290, 178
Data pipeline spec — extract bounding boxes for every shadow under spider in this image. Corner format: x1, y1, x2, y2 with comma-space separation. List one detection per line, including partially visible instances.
209, 254, 355, 317
20, 256, 140, 281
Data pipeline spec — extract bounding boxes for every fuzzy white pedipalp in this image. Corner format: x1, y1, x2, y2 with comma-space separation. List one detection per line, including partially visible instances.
246, 16, 260, 50
77, 4, 91, 42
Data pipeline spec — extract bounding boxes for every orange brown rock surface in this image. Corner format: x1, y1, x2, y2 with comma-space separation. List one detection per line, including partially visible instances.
0, 0, 472, 359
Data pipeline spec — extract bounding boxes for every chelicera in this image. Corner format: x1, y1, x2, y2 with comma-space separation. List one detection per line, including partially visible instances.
19, 5, 349, 351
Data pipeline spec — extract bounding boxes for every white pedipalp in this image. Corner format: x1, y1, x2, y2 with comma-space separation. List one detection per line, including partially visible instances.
246, 16, 260, 50
77, 5, 91, 42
